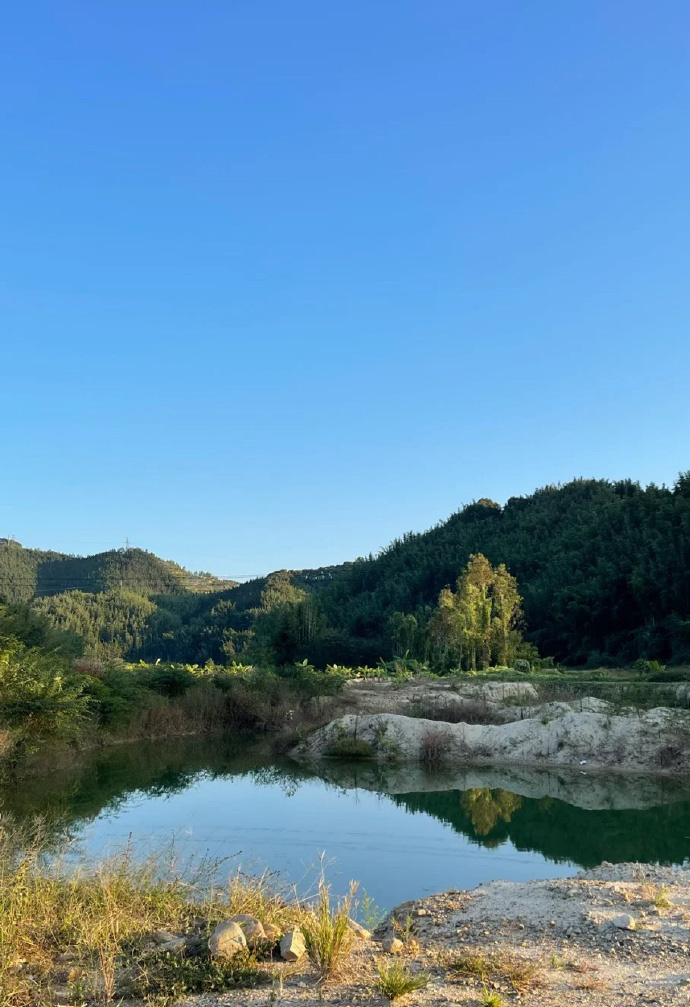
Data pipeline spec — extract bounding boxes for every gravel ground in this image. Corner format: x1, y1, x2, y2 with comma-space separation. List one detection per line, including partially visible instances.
183, 864, 690, 1007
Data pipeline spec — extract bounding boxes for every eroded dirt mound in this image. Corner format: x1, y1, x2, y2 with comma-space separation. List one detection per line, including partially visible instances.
295, 705, 690, 773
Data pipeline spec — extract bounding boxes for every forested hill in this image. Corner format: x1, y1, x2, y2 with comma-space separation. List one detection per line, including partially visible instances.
0, 540, 236, 602
3, 475, 690, 667
318, 476, 690, 666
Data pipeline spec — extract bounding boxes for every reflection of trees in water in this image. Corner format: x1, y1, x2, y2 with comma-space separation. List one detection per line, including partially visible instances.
460, 788, 522, 837
0, 735, 311, 844
6, 743, 690, 874
391, 787, 690, 867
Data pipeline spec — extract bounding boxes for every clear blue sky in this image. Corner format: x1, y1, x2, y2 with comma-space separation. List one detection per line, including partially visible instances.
2, 1, 689, 578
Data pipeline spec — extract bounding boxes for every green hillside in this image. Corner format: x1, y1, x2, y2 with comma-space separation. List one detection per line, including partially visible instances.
4, 474, 690, 667
0, 540, 235, 602
317, 476, 690, 666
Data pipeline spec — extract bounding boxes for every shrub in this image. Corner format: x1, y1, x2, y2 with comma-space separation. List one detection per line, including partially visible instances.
634, 658, 667, 675
420, 728, 452, 766
479, 989, 505, 1007
0, 639, 89, 747
133, 947, 267, 1002
376, 961, 430, 1000
325, 737, 375, 759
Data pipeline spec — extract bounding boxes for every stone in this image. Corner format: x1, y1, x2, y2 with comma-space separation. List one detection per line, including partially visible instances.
381, 938, 404, 954
263, 923, 282, 942
280, 929, 306, 962
152, 930, 179, 945
208, 921, 247, 959
158, 936, 187, 954
228, 914, 267, 948
612, 914, 637, 930
346, 918, 371, 940
414, 908, 430, 917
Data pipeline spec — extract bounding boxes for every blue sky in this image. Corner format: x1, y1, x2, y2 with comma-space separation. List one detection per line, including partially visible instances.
2, 0, 689, 577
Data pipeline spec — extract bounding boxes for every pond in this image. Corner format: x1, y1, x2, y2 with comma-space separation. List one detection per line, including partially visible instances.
5, 734, 690, 910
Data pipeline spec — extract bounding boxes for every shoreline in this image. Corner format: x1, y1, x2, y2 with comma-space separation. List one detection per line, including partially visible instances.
185, 861, 690, 1006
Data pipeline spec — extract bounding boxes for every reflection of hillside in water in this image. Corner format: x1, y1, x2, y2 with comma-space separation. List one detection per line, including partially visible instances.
2, 736, 690, 870
0, 735, 309, 834
386, 785, 690, 866
306, 761, 690, 867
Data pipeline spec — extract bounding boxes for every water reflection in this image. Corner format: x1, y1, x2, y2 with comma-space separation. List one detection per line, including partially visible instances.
2, 736, 689, 899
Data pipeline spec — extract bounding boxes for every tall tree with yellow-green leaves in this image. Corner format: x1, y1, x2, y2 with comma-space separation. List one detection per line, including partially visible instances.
429, 553, 524, 670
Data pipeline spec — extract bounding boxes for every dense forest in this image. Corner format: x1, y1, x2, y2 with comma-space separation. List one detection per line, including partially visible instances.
2, 475, 690, 668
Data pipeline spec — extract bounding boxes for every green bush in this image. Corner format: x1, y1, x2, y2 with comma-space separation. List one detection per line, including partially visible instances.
325, 737, 375, 759
0, 638, 89, 744
634, 658, 667, 675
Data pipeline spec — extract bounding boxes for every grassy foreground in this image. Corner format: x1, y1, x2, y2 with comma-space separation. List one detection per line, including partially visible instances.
0, 821, 323, 1007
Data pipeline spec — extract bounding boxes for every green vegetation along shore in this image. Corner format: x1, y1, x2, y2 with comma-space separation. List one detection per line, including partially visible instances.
2, 474, 690, 771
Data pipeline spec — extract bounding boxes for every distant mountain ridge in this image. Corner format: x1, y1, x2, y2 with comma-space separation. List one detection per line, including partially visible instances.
0, 540, 236, 602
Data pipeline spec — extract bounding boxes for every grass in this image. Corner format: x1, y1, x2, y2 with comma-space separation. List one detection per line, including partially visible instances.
324, 737, 375, 759
376, 960, 430, 1000
0, 818, 306, 1007
132, 947, 266, 1005
639, 881, 672, 908
301, 881, 355, 981
479, 989, 504, 1007
445, 949, 540, 991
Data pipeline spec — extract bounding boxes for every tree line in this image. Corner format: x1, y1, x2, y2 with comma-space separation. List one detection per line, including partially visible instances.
3, 475, 690, 668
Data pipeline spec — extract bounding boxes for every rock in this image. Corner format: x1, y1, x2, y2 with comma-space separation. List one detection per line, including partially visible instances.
158, 936, 187, 954
414, 908, 430, 917
381, 938, 404, 954
346, 918, 371, 940
228, 914, 267, 948
52, 989, 73, 1005
280, 930, 306, 962
208, 921, 247, 959
612, 914, 637, 930
152, 930, 179, 945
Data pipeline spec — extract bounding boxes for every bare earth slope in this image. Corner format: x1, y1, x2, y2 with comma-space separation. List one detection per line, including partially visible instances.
299, 680, 690, 775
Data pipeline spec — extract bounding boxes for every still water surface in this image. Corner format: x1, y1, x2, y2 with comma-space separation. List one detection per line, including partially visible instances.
5, 735, 690, 909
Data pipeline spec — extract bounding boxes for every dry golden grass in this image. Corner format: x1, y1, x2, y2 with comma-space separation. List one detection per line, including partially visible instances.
0, 818, 305, 1007
443, 948, 542, 991
300, 881, 356, 981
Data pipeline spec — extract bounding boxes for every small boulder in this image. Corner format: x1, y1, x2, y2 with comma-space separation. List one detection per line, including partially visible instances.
208, 921, 247, 959
228, 914, 267, 948
346, 918, 371, 940
152, 930, 179, 945
381, 938, 404, 954
158, 936, 187, 954
280, 930, 306, 962
612, 914, 637, 930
